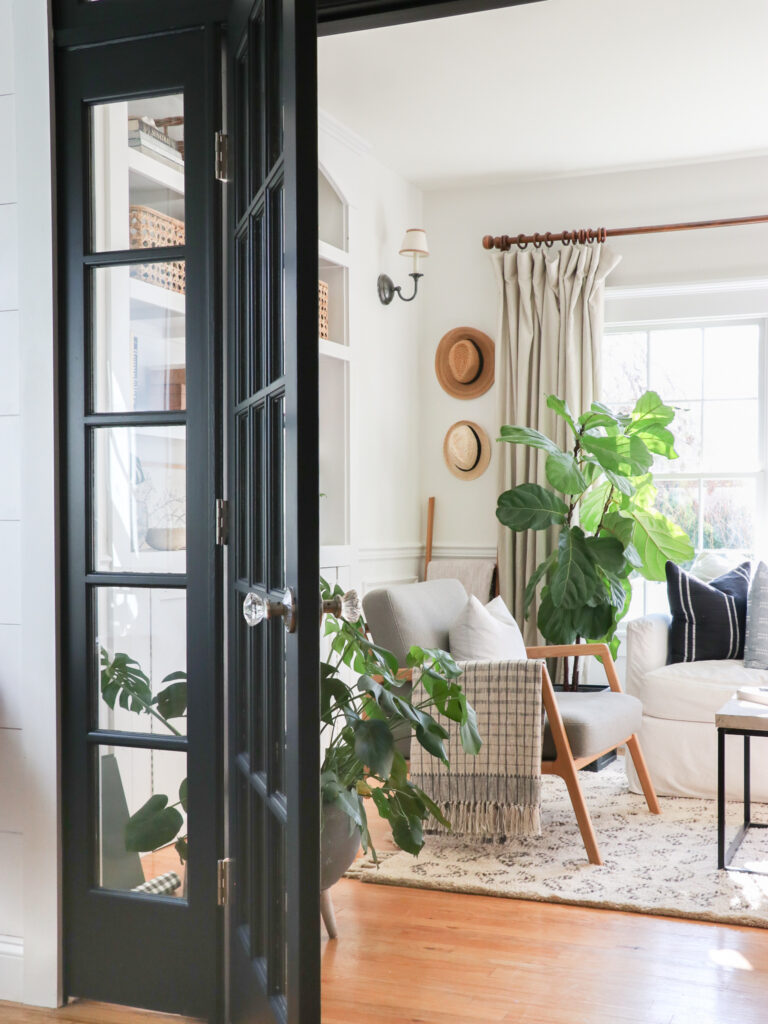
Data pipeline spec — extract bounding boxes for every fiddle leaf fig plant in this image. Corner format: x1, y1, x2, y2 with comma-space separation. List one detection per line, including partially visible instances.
320, 577, 481, 861
497, 390, 694, 658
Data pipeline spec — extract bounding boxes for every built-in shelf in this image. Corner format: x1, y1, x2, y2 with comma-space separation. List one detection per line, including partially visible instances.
319, 338, 351, 361
319, 240, 350, 269
319, 167, 350, 550
130, 278, 186, 317
128, 148, 185, 195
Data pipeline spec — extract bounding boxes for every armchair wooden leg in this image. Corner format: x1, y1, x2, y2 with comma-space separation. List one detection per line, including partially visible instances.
626, 734, 661, 815
559, 758, 603, 866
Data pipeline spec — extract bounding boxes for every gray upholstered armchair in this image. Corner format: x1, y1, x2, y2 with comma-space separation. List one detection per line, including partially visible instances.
363, 578, 660, 865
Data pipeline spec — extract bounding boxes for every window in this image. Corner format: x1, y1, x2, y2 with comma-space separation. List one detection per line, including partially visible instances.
601, 319, 766, 617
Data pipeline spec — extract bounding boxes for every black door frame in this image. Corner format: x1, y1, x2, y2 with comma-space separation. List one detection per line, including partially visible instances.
56, 19, 225, 1021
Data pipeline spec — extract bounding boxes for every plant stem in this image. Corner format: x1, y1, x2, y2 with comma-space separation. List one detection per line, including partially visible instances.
125, 690, 182, 736
596, 485, 615, 535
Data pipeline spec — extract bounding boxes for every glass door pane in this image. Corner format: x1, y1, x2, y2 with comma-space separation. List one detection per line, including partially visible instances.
91, 95, 185, 254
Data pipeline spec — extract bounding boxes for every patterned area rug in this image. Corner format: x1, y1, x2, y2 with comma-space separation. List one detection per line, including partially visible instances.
346, 761, 768, 928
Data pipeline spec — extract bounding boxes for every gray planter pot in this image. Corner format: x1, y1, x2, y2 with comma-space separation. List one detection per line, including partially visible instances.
321, 800, 362, 891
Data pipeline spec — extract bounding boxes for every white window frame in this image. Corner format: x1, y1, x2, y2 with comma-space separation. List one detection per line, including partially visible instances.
604, 278, 768, 619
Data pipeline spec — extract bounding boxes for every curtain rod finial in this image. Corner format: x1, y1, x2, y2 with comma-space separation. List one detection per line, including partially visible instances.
482, 235, 495, 250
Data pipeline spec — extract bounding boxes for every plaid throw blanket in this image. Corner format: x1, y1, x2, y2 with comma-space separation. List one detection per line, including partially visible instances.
410, 660, 542, 839
132, 870, 182, 896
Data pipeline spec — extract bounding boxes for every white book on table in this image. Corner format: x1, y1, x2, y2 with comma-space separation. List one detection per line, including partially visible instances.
736, 685, 768, 708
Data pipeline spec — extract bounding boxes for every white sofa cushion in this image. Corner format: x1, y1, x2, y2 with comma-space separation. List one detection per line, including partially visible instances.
636, 659, 768, 723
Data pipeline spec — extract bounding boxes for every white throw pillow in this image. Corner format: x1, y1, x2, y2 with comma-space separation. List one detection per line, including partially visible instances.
449, 595, 527, 662
485, 594, 516, 625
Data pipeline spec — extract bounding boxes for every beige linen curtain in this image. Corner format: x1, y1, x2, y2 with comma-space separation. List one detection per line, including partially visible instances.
492, 244, 621, 644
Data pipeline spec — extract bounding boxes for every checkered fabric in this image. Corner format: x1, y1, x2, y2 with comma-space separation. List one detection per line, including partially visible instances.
132, 870, 182, 895
410, 659, 542, 838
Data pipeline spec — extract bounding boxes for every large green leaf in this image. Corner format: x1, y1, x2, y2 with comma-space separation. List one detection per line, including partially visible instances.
152, 681, 187, 720
630, 508, 695, 581
523, 550, 557, 618
537, 587, 578, 645
631, 422, 677, 458
413, 786, 451, 829
551, 527, 601, 609
584, 535, 627, 574
497, 484, 568, 532
579, 403, 626, 433
353, 718, 395, 779
580, 433, 653, 476
602, 510, 635, 548
498, 424, 564, 457
459, 702, 482, 755
414, 712, 450, 764
390, 811, 424, 856
629, 390, 675, 428
573, 601, 614, 641
125, 795, 183, 853
546, 394, 577, 434
604, 469, 635, 496
545, 451, 588, 495
579, 481, 612, 533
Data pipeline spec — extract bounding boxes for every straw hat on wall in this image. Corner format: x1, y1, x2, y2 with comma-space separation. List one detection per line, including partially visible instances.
435, 326, 495, 399
443, 421, 491, 480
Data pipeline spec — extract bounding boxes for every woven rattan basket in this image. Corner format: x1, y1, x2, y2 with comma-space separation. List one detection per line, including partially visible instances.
318, 280, 329, 340
129, 205, 186, 294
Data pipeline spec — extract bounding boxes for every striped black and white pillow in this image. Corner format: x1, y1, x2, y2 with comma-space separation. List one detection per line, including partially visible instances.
666, 560, 750, 664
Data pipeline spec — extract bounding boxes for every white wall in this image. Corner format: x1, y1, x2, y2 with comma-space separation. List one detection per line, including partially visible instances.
0, 0, 59, 1007
420, 155, 768, 553
319, 114, 425, 591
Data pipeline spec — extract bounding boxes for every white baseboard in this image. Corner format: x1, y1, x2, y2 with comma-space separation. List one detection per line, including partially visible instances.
0, 935, 23, 1003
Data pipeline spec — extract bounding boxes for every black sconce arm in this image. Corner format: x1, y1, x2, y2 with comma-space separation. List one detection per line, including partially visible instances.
377, 272, 423, 305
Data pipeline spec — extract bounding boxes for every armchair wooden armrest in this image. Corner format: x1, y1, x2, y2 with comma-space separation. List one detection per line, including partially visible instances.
525, 643, 623, 694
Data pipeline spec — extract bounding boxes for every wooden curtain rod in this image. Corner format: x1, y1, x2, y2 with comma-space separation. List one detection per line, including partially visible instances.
481, 213, 768, 252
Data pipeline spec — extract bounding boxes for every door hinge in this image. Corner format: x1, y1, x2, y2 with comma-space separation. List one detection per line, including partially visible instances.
215, 132, 230, 183
217, 857, 233, 906
216, 498, 229, 545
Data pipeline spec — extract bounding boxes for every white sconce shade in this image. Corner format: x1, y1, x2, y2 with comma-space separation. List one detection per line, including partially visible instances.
377, 228, 429, 305
399, 228, 429, 276
399, 228, 430, 259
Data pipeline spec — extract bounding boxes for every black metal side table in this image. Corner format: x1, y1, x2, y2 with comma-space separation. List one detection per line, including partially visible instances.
716, 698, 768, 873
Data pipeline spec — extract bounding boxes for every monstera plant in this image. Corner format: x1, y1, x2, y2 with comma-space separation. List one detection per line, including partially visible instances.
320, 576, 481, 861
100, 648, 189, 863
496, 391, 694, 672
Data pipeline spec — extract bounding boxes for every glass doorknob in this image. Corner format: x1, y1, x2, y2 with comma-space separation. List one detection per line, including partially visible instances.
320, 589, 362, 624
243, 588, 296, 633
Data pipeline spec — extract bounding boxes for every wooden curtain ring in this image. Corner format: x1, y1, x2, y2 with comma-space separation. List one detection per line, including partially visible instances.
544, 232, 554, 248
561, 231, 571, 246
516, 233, 528, 250
532, 233, 543, 249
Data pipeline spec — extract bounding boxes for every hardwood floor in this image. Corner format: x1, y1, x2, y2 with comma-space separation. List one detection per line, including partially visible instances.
3, 845, 767, 1024
321, 813, 768, 1024
0, 1002, 198, 1024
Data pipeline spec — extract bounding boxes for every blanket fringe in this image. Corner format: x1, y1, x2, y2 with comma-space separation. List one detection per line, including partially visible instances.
429, 800, 541, 839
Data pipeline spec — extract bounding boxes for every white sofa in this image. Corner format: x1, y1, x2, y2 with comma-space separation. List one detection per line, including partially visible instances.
625, 613, 768, 801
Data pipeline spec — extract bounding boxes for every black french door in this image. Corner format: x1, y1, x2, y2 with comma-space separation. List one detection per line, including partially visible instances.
225, 3, 319, 1023
58, 27, 223, 1021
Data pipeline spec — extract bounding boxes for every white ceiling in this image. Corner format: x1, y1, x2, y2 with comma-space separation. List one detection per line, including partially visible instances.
317, 0, 768, 189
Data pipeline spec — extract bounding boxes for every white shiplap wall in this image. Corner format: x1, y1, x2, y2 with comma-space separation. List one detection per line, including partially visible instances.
0, 0, 24, 1001
0, 0, 59, 1007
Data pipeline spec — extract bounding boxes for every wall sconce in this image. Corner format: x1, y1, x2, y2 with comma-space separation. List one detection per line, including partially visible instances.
377, 228, 429, 305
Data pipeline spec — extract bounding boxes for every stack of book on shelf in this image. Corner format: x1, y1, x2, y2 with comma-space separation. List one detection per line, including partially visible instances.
128, 116, 184, 168
736, 686, 768, 708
